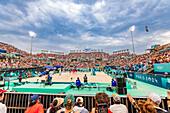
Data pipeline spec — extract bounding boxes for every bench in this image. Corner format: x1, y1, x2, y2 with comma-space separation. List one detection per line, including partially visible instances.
72, 84, 116, 91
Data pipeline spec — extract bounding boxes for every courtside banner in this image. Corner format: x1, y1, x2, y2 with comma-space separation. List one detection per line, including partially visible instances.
134, 73, 162, 87
127, 72, 135, 79
154, 63, 170, 73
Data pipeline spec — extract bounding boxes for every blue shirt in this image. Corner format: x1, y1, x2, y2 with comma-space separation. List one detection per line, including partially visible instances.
111, 80, 116, 86
76, 79, 81, 86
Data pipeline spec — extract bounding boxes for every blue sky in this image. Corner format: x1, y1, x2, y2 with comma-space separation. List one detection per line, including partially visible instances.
0, 0, 170, 54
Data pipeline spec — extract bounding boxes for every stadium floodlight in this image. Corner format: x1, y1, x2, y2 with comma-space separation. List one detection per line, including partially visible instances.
29, 31, 36, 54
128, 25, 135, 54
128, 25, 135, 32
29, 31, 36, 37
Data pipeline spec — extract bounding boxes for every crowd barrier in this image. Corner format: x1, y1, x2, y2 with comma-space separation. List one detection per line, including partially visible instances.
3, 92, 169, 113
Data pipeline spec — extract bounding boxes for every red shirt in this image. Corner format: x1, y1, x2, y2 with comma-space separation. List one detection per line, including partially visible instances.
108, 109, 112, 113
25, 103, 44, 113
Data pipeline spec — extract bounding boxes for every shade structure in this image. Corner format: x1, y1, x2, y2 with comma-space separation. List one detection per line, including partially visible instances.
55, 65, 61, 68
41, 72, 46, 75
45, 66, 54, 70
0, 49, 7, 53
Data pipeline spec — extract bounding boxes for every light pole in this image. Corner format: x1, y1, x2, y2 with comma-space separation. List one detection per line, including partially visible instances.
29, 31, 36, 54
128, 26, 135, 54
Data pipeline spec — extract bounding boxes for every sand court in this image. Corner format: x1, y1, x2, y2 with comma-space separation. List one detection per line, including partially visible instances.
13, 72, 113, 83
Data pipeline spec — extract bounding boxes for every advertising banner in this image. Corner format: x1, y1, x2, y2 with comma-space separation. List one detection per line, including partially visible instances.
127, 72, 135, 79
134, 73, 162, 87
154, 63, 170, 73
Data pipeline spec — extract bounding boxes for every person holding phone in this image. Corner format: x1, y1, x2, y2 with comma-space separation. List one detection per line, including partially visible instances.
91, 92, 112, 113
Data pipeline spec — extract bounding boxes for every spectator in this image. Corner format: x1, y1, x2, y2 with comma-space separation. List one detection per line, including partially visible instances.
91, 92, 111, 113
57, 94, 78, 113
164, 72, 170, 78
25, 94, 44, 113
146, 92, 167, 113
47, 97, 64, 113
109, 94, 128, 113
0, 73, 3, 81
127, 93, 166, 113
73, 97, 89, 113
1, 72, 5, 79
0, 89, 7, 113
135, 100, 156, 113
166, 90, 170, 109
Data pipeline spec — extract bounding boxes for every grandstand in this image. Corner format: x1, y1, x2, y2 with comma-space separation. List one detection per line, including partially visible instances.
0, 42, 170, 113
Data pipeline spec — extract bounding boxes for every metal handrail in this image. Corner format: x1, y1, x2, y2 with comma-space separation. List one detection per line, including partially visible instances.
3, 92, 169, 113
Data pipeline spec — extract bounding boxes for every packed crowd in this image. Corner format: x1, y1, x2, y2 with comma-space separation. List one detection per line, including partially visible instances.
0, 42, 170, 72
1, 89, 170, 113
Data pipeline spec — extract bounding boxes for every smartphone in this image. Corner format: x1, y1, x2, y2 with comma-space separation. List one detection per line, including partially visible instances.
97, 103, 108, 113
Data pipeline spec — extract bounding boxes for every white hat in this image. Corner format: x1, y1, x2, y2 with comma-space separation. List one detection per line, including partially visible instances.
146, 92, 161, 104
112, 94, 120, 102
76, 97, 83, 103
53, 97, 64, 107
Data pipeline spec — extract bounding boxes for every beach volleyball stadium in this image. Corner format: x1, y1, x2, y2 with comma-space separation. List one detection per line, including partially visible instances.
0, 0, 170, 113
0, 42, 170, 113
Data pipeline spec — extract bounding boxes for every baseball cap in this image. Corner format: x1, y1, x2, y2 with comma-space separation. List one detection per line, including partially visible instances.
30, 95, 41, 101
53, 97, 64, 106
112, 94, 120, 102
146, 92, 161, 103
76, 97, 83, 103
0, 89, 7, 94
64, 94, 75, 106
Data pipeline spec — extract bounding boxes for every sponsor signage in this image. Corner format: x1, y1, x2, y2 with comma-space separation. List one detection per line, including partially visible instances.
127, 72, 135, 79
154, 63, 170, 73
134, 73, 162, 87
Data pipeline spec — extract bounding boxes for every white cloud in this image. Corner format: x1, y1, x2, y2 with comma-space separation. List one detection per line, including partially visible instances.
161, 31, 170, 37
0, 0, 170, 55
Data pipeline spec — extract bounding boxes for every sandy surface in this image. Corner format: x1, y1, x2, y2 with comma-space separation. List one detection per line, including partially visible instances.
13, 72, 112, 83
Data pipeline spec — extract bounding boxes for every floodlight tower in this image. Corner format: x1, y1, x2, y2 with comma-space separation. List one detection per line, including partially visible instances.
29, 31, 36, 54
128, 26, 135, 54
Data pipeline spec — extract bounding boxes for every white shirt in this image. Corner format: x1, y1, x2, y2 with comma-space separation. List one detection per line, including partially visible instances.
49, 71, 54, 77
46, 107, 57, 113
109, 104, 128, 113
0, 102, 7, 113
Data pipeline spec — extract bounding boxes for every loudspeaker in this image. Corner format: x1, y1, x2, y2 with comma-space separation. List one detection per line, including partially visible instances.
117, 82, 126, 87
117, 87, 127, 94
116, 78, 126, 83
